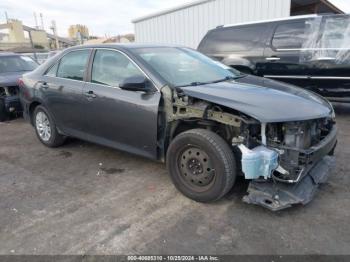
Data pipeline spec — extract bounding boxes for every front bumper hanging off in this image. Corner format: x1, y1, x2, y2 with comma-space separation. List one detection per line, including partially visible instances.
242, 125, 337, 211
243, 155, 335, 211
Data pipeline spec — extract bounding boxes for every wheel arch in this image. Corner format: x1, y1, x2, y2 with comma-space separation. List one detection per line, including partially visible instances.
164, 118, 236, 160
29, 100, 42, 125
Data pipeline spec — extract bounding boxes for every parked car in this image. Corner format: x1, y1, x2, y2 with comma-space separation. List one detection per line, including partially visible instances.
22, 52, 53, 64
47, 50, 61, 58
0, 52, 38, 121
20, 44, 337, 210
198, 14, 350, 102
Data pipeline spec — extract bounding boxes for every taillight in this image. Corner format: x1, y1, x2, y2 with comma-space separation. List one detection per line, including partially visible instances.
17, 78, 25, 88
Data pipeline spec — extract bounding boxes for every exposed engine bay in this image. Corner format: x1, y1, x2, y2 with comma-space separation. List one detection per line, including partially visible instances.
161, 86, 337, 210
238, 118, 336, 183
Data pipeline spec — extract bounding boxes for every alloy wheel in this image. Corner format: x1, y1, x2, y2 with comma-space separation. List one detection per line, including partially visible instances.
35, 111, 51, 142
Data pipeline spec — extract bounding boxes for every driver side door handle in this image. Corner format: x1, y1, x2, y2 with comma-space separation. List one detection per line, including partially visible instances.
39, 82, 49, 89
84, 90, 97, 99
266, 56, 281, 61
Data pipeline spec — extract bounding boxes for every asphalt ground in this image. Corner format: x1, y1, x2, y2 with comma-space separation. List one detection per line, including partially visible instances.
0, 103, 349, 255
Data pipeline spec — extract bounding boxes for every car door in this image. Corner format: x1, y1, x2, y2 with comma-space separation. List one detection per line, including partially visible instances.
82, 48, 161, 159
307, 15, 350, 100
260, 20, 312, 88
41, 49, 92, 134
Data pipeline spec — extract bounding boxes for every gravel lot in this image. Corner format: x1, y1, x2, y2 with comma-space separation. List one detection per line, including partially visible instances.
0, 103, 349, 255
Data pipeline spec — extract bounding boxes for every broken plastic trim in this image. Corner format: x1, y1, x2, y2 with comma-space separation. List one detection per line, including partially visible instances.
243, 155, 335, 211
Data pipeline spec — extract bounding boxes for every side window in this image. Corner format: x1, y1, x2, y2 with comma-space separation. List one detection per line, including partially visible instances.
272, 22, 307, 50
57, 50, 90, 81
321, 16, 350, 49
199, 25, 264, 53
91, 49, 144, 87
45, 62, 58, 77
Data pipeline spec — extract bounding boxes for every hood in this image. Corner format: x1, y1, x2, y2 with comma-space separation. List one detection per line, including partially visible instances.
180, 75, 333, 123
0, 71, 27, 86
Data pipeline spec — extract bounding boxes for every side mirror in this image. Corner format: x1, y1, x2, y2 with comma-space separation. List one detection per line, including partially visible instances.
119, 75, 151, 92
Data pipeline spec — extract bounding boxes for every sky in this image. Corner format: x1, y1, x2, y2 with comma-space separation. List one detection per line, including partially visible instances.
1, 0, 349, 37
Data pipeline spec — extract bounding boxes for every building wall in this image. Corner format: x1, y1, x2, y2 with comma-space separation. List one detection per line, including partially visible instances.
68, 24, 89, 39
8, 19, 25, 43
134, 0, 291, 48
30, 30, 49, 49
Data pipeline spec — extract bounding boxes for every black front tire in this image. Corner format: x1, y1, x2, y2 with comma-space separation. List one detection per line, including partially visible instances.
33, 105, 65, 147
166, 129, 237, 202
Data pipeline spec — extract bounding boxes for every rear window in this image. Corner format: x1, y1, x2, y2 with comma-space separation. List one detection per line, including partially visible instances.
199, 25, 264, 53
320, 16, 350, 49
0, 55, 38, 73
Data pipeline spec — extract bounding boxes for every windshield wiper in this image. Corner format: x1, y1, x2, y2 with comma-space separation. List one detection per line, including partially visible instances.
209, 76, 237, 84
175, 81, 207, 88
175, 75, 241, 88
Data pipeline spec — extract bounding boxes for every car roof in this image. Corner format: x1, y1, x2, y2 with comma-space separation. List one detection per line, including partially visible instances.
65, 43, 187, 52
218, 13, 348, 29
0, 52, 21, 57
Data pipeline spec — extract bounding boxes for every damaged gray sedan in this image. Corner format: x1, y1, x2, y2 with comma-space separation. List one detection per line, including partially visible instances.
19, 45, 337, 211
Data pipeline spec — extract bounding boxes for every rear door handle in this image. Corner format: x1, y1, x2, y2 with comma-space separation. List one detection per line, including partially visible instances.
315, 57, 335, 61
39, 82, 49, 89
84, 90, 97, 99
266, 57, 281, 61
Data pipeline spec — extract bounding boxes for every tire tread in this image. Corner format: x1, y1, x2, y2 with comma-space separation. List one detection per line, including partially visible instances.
167, 128, 236, 202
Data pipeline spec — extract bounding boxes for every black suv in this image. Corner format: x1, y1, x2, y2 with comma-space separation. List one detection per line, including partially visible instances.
198, 14, 350, 102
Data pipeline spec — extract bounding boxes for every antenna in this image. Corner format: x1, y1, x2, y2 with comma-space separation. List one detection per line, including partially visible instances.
33, 12, 39, 29
40, 13, 44, 30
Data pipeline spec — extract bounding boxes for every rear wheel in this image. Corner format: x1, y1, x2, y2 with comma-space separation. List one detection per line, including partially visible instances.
33, 105, 65, 147
166, 129, 236, 202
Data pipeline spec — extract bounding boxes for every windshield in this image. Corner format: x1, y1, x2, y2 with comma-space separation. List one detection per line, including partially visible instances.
0, 55, 38, 73
133, 47, 240, 87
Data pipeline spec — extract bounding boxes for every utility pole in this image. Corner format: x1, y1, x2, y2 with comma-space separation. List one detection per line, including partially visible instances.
28, 30, 38, 61
33, 12, 39, 29
50, 20, 59, 49
40, 13, 44, 30
5, 11, 9, 23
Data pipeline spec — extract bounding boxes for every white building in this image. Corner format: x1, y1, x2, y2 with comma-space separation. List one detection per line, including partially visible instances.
132, 0, 343, 48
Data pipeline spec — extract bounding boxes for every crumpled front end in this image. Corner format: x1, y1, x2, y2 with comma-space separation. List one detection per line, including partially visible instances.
0, 85, 22, 114
243, 155, 335, 211
236, 117, 337, 211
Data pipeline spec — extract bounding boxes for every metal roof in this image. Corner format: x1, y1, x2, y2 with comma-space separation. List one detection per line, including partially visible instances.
132, 0, 344, 23
291, 0, 344, 14
132, 0, 214, 23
